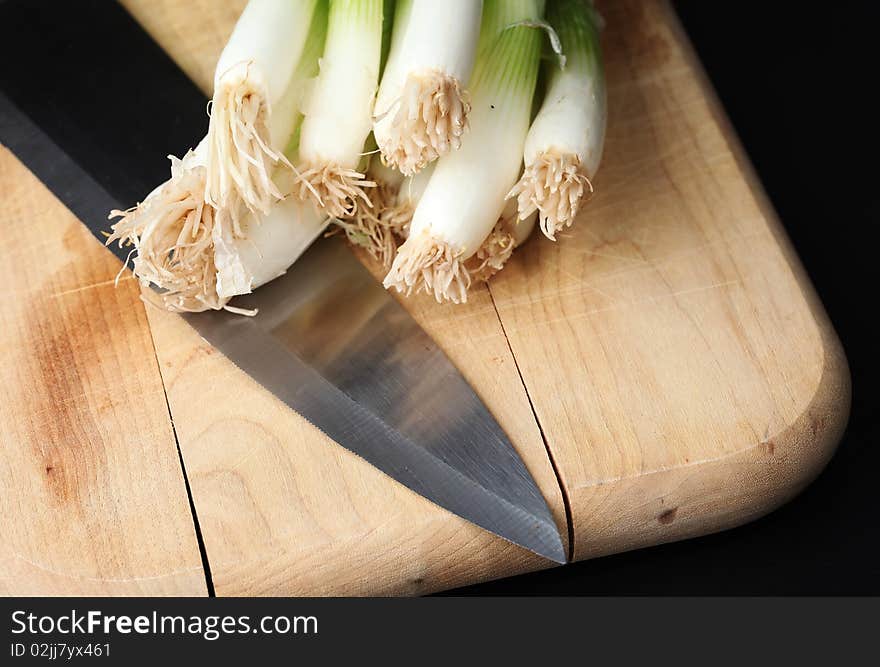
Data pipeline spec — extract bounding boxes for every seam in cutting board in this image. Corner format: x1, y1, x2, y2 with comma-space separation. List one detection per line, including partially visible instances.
142, 309, 216, 597
487, 289, 576, 562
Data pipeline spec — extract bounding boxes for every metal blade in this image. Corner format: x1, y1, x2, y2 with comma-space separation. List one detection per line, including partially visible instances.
187, 239, 565, 562
0, 1, 565, 563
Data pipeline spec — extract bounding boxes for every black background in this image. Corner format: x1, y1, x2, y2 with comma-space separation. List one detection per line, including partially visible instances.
450, 1, 879, 595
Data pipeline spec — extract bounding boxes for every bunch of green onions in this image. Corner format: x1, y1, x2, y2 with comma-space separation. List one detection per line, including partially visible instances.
108, 0, 606, 311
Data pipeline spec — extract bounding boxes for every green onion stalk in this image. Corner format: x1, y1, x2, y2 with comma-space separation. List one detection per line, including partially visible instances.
108, 0, 332, 313
293, 0, 385, 219
383, 0, 544, 304
508, 0, 606, 240
373, 0, 482, 176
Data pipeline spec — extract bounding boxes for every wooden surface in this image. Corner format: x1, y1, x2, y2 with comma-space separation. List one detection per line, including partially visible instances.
488, 0, 851, 561
0, 0, 849, 595
0, 149, 206, 596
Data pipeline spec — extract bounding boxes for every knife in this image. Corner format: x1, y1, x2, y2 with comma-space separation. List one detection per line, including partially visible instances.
0, 0, 565, 564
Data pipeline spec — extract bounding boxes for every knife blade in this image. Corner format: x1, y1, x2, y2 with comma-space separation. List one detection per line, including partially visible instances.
0, 0, 566, 563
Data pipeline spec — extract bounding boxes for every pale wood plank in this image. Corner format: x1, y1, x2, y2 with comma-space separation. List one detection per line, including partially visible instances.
145, 287, 566, 595
0, 148, 207, 595
487, 0, 849, 560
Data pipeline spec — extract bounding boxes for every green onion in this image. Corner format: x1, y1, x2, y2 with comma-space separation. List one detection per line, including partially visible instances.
475, 0, 537, 61
469, 197, 538, 283
331, 138, 405, 269
381, 162, 434, 238
205, 0, 320, 219
383, 0, 544, 303
273, 0, 331, 160
110, 0, 607, 313
508, 0, 606, 240
214, 1, 332, 302
108, 144, 222, 312
108, 2, 332, 312
373, 0, 482, 175
500, 197, 537, 247
294, 0, 385, 218
213, 199, 329, 302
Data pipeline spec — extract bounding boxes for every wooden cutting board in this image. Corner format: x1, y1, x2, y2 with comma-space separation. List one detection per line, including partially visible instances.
0, 0, 849, 595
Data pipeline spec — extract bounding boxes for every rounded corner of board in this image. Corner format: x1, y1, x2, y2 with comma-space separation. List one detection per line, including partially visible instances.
762, 325, 850, 498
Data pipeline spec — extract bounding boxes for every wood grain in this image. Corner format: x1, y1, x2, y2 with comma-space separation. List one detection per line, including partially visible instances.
144, 285, 567, 595
487, 0, 850, 559
0, 148, 206, 595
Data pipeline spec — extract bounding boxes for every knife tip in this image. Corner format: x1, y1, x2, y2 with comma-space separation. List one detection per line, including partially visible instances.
514, 517, 567, 565
538, 534, 568, 565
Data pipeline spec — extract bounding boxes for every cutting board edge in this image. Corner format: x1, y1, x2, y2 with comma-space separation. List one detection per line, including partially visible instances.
569, 316, 849, 562
564, 2, 852, 562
